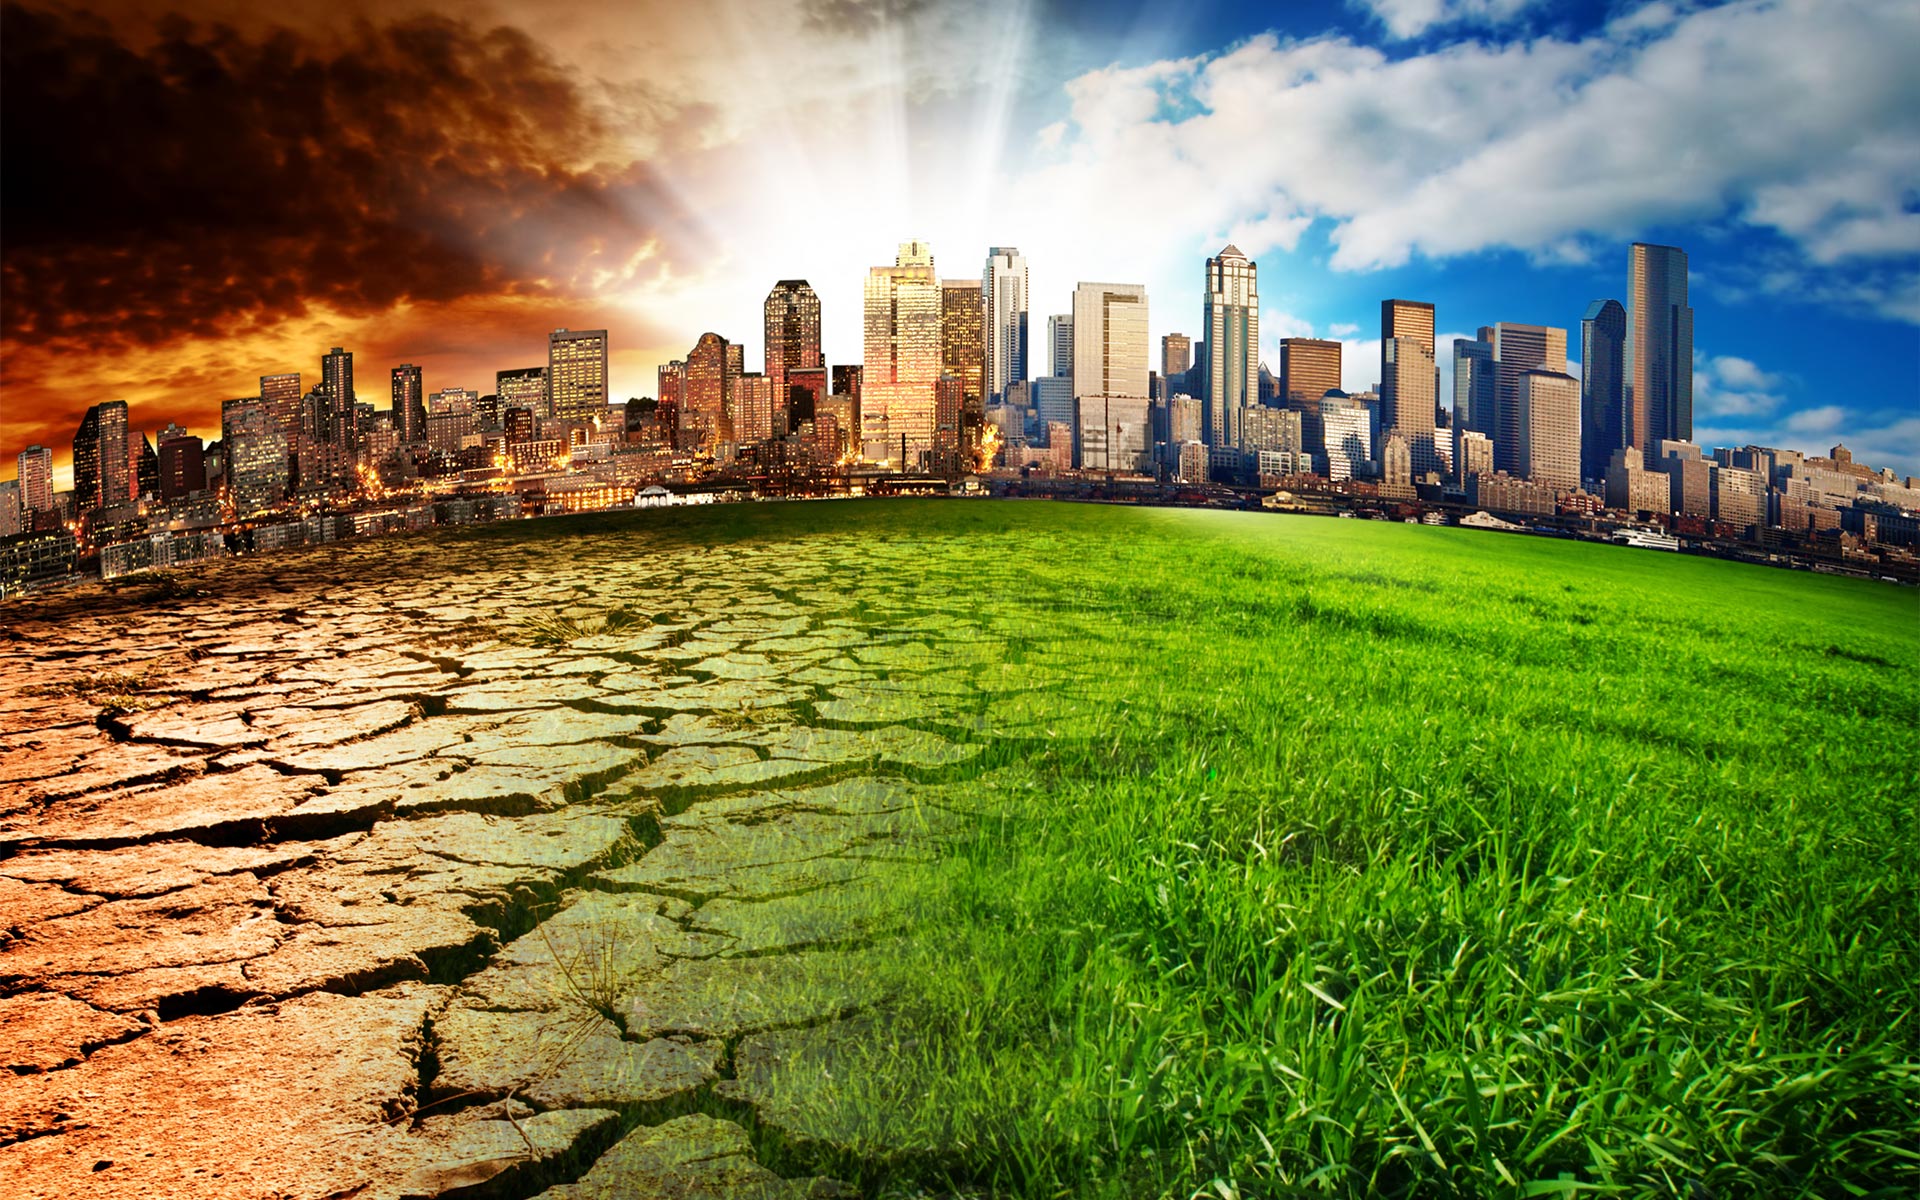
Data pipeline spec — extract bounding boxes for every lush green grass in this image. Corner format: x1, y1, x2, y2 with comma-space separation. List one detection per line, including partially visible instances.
502, 500, 1920, 1197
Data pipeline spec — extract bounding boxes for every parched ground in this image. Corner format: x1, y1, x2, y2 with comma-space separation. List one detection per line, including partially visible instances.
0, 509, 1024, 1199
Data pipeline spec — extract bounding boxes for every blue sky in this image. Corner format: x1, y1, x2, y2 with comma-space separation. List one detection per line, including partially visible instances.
935, 0, 1918, 473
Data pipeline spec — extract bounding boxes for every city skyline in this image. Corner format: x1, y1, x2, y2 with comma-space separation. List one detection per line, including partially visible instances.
3, 0, 1916, 486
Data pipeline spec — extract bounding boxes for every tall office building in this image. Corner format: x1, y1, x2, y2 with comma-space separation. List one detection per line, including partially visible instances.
496, 366, 547, 421
1488, 322, 1568, 475
764, 280, 823, 420
1381, 336, 1441, 476
321, 347, 355, 410
1162, 333, 1193, 390
222, 397, 288, 516
1321, 395, 1373, 482
1452, 337, 1496, 441
157, 428, 205, 500
1518, 369, 1581, 491
865, 241, 942, 464
1279, 337, 1341, 460
1279, 339, 1340, 407
260, 372, 303, 441
17, 446, 54, 515
1581, 299, 1627, 485
391, 364, 425, 444
1627, 243, 1693, 464
1072, 282, 1150, 473
72, 401, 130, 513
1050, 315, 1075, 379
548, 328, 609, 425
684, 333, 732, 446
940, 278, 986, 416
1203, 246, 1259, 447
983, 247, 1028, 404
1381, 300, 1436, 365
731, 374, 775, 444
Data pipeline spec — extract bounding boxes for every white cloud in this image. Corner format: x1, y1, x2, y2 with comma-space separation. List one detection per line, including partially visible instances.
1030, 0, 1920, 322
1266, 309, 1317, 340
1328, 322, 1361, 337
1352, 0, 1543, 40
1693, 350, 1789, 419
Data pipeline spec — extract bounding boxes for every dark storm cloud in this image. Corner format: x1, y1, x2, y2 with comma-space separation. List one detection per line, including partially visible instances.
0, 4, 701, 350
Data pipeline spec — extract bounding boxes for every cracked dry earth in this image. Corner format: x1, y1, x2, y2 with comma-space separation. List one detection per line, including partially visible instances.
0, 516, 1027, 1199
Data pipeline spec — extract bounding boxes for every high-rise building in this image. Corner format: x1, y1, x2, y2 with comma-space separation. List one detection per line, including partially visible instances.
941, 278, 985, 430
1580, 300, 1626, 485
764, 281, 822, 421
1321, 395, 1373, 482
72, 401, 130, 514
1381, 336, 1441, 477
548, 328, 610, 425
497, 366, 548, 421
157, 428, 206, 500
1162, 333, 1193, 386
17, 446, 54, 514
1517, 369, 1581, 492
685, 333, 732, 447
134, 435, 158, 501
1203, 246, 1259, 447
391, 364, 426, 444
832, 365, 862, 406
1072, 282, 1150, 473
983, 247, 1028, 405
1627, 243, 1693, 464
1381, 300, 1436, 364
865, 241, 942, 465
222, 397, 289, 516
1279, 337, 1341, 449
1452, 338, 1496, 442
1487, 322, 1568, 475
732, 374, 775, 444
426, 388, 480, 454
1050, 315, 1075, 379
322, 347, 355, 410
260, 372, 303, 442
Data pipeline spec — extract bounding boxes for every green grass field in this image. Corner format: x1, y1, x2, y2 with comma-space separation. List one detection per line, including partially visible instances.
536, 500, 1920, 1197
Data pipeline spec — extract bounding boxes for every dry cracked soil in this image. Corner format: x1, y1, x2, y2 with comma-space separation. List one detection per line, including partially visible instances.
0, 514, 1031, 1199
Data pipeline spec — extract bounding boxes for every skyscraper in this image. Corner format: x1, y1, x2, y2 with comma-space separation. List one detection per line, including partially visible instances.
497, 366, 548, 420
865, 241, 942, 465
1162, 334, 1193, 390
684, 333, 732, 447
1279, 338, 1342, 463
1381, 300, 1436, 365
983, 247, 1028, 405
1381, 336, 1441, 476
260, 372, 303, 442
940, 279, 985, 414
1072, 282, 1150, 473
1518, 369, 1582, 491
318, 345, 360, 462
1488, 322, 1568, 475
764, 280, 823, 420
72, 401, 129, 513
157, 428, 206, 500
1627, 243, 1693, 464
16, 446, 54, 514
546, 328, 609, 427
391, 364, 425, 444
1452, 337, 1496, 441
1050, 315, 1075, 380
1203, 246, 1259, 447
322, 347, 355, 410
1581, 299, 1627, 485
222, 397, 288, 516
